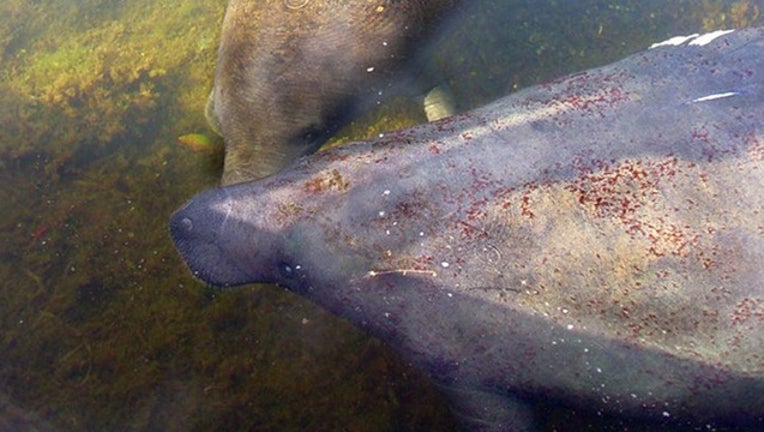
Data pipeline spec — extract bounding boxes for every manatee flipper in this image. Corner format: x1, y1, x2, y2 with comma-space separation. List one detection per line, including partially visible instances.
435, 383, 538, 432
328, 271, 539, 432
424, 85, 457, 121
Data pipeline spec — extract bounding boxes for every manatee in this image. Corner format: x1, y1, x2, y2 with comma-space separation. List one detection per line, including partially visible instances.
209, 0, 461, 185
172, 27, 764, 431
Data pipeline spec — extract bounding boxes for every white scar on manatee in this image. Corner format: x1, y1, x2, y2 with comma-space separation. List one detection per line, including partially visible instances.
648, 29, 742, 107
690, 91, 740, 103
649, 29, 735, 48
365, 269, 438, 278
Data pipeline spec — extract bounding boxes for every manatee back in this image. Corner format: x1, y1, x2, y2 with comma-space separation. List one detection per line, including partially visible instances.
173, 26, 764, 431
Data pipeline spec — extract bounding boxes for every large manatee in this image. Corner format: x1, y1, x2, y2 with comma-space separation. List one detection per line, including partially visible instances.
210, 0, 461, 185
172, 27, 764, 431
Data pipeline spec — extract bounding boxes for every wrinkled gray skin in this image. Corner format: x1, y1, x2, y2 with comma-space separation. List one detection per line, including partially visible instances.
209, 0, 461, 185
173, 28, 764, 431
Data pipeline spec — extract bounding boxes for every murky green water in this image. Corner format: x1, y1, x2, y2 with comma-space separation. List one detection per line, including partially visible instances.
0, 0, 761, 431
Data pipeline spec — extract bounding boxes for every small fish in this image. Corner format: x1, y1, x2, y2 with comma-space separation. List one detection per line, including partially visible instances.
177, 133, 218, 153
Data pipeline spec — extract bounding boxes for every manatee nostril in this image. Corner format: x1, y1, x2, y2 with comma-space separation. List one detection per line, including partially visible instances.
181, 217, 194, 233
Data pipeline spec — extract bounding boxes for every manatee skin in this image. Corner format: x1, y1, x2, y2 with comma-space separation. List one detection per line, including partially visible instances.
172, 28, 764, 431
210, 0, 461, 185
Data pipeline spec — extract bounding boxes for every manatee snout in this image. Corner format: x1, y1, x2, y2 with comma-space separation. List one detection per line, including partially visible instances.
170, 188, 260, 286
211, 0, 461, 184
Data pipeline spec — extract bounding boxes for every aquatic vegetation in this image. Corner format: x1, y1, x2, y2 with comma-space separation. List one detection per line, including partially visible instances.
177, 133, 220, 153
326, 96, 426, 149
0, 0, 223, 178
699, 0, 762, 30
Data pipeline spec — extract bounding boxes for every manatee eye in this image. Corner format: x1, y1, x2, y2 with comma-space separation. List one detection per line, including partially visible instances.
281, 262, 293, 276
301, 127, 322, 145
279, 261, 301, 279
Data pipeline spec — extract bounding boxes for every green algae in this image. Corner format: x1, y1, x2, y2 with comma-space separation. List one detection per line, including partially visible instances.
0, 0, 761, 431
0, 0, 224, 172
